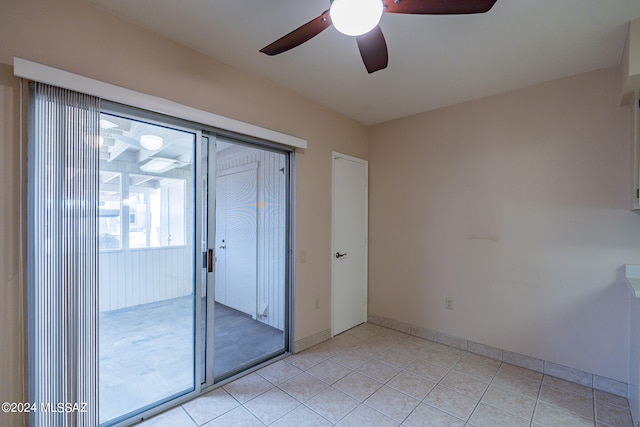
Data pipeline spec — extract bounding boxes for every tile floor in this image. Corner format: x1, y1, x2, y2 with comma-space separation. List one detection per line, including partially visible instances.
136, 323, 633, 427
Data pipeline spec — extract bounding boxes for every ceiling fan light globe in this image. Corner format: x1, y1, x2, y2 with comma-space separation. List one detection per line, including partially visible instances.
330, 0, 383, 36
140, 134, 164, 151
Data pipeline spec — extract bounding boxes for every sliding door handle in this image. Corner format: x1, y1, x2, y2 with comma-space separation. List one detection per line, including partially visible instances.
207, 249, 214, 272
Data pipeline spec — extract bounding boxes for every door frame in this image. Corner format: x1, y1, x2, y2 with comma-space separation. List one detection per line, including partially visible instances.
331, 152, 368, 336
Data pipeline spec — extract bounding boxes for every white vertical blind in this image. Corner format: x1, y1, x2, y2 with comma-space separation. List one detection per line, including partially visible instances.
27, 83, 99, 426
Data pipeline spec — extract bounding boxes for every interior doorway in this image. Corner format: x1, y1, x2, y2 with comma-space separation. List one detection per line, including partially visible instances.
332, 152, 368, 336
215, 163, 258, 317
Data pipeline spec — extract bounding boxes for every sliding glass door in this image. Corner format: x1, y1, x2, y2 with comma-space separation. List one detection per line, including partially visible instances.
209, 139, 289, 380
29, 85, 293, 427
98, 113, 198, 425
95, 106, 291, 425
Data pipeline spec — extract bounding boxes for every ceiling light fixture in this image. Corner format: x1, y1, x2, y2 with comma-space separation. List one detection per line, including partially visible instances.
330, 0, 383, 36
139, 158, 177, 174
139, 134, 164, 151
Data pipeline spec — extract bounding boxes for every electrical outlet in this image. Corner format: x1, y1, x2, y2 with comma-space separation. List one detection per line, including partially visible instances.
445, 298, 453, 310
300, 251, 306, 263
314, 298, 319, 310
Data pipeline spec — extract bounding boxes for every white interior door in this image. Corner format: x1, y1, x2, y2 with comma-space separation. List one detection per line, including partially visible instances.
332, 153, 368, 335
215, 164, 258, 317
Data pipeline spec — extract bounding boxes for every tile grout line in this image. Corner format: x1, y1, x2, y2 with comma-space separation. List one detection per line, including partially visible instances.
464, 358, 504, 427
530, 368, 546, 427
592, 388, 597, 427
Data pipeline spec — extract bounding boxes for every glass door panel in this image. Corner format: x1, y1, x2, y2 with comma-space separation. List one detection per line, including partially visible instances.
98, 113, 197, 425
211, 139, 288, 380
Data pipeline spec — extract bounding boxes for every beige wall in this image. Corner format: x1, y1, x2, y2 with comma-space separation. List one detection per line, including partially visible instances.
369, 66, 638, 383
0, 1, 368, 425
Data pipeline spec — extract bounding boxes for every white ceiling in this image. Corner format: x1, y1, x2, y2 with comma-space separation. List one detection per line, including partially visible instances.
88, 0, 640, 125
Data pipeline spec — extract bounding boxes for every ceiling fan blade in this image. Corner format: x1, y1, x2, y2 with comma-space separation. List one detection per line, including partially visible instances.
384, 0, 497, 15
356, 26, 388, 74
260, 10, 332, 56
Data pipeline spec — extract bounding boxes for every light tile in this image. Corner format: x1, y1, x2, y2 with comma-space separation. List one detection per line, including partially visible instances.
544, 362, 593, 388
279, 372, 328, 402
428, 342, 466, 357
533, 401, 594, 427
387, 371, 436, 400
270, 405, 332, 427
328, 331, 363, 350
336, 404, 398, 427
333, 372, 383, 401
498, 363, 543, 383
257, 360, 303, 385
481, 384, 536, 420
543, 375, 593, 398
287, 349, 330, 371
351, 339, 389, 358
357, 359, 401, 382
385, 317, 411, 334
594, 375, 628, 398
307, 339, 350, 358
331, 350, 372, 370
137, 406, 196, 427
410, 325, 439, 342
182, 388, 239, 425
406, 358, 449, 382
502, 351, 544, 373
453, 353, 501, 381
420, 347, 463, 368
344, 325, 375, 340
468, 402, 530, 427
595, 401, 634, 427
467, 341, 503, 361
437, 333, 467, 350
403, 403, 465, 427
406, 334, 436, 347
391, 340, 426, 358
295, 330, 332, 353
307, 360, 352, 385
376, 348, 418, 368
305, 387, 359, 423
364, 385, 419, 422
423, 385, 479, 421
539, 382, 593, 419
492, 369, 542, 399
440, 371, 489, 399
201, 406, 263, 427
594, 389, 630, 410
138, 323, 637, 427
223, 372, 273, 403
243, 387, 299, 425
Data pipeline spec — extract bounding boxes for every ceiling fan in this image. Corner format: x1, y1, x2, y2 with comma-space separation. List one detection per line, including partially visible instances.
260, 0, 498, 74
